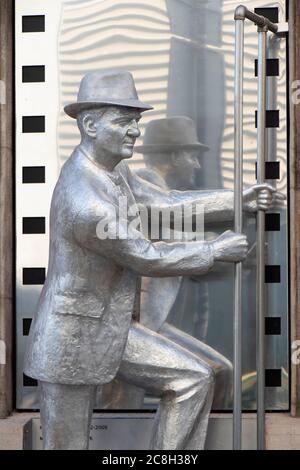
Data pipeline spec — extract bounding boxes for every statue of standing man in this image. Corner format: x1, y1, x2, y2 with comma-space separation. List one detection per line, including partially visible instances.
24, 70, 282, 450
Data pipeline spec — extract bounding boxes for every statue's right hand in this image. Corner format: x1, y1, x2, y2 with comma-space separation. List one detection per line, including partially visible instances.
211, 230, 249, 263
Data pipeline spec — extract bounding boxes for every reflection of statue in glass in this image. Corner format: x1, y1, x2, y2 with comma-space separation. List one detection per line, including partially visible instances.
137, 116, 209, 190
24, 70, 280, 450
139, 117, 234, 408
102, 116, 233, 411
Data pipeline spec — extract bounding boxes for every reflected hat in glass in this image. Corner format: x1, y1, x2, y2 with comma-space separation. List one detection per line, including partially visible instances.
135, 117, 209, 153
64, 70, 153, 118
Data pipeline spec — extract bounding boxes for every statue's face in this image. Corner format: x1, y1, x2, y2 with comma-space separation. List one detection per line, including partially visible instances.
147, 148, 202, 188
172, 150, 202, 188
92, 106, 141, 159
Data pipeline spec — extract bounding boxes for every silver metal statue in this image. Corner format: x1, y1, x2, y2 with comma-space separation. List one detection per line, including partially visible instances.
24, 70, 282, 450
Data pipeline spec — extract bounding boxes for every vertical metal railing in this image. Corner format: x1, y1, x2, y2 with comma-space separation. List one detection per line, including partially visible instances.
256, 26, 268, 451
233, 4, 282, 450
233, 17, 244, 451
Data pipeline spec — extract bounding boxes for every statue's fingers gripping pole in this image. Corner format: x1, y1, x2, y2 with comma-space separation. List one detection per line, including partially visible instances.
233, 5, 287, 451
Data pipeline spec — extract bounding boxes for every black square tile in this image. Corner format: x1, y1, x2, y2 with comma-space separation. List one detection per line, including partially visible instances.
23, 318, 32, 336
265, 213, 281, 231
254, 7, 279, 23
22, 65, 45, 83
23, 374, 38, 387
23, 267, 45, 285
265, 317, 281, 335
265, 265, 281, 283
255, 162, 280, 180
265, 369, 281, 387
23, 217, 46, 234
266, 161, 280, 179
22, 116, 45, 133
22, 166, 45, 184
22, 15, 45, 33
255, 59, 279, 77
255, 110, 280, 128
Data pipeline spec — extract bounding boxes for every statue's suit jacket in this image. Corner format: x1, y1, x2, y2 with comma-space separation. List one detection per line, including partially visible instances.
24, 147, 219, 385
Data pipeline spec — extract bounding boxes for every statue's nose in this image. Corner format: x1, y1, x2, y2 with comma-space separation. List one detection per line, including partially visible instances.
127, 123, 140, 138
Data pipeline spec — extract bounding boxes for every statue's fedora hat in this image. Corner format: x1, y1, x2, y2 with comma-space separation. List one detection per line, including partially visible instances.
64, 70, 153, 118
135, 116, 209, 153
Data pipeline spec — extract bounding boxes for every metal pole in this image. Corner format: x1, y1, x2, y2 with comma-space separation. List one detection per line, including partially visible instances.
234, 5, 278, 34
256, 27, 267, 450
233, 3, 285, 451
233, 18, 244, 451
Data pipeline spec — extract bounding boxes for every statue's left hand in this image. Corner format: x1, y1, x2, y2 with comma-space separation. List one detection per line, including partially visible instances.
243, 183, 286, 213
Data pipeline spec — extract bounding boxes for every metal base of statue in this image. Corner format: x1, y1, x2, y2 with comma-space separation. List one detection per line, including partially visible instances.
24, 414, 257, 450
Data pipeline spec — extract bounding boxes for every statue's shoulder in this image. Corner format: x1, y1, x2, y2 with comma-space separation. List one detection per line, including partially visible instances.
53, 150, 117, 216
135, 168, 167, 189
60, 149, 113, 190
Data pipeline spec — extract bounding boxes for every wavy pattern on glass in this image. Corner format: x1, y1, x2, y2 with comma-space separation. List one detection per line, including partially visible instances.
58, 0, 171, 167
59, 0, 287, 194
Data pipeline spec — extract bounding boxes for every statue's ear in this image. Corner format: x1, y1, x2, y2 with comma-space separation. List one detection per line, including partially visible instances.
82, 114, 97, 138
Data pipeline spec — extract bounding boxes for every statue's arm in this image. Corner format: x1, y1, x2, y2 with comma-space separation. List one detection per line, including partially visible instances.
128, 166, 234, 223
127, 165, 284, 223
73, 203, 216, 277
